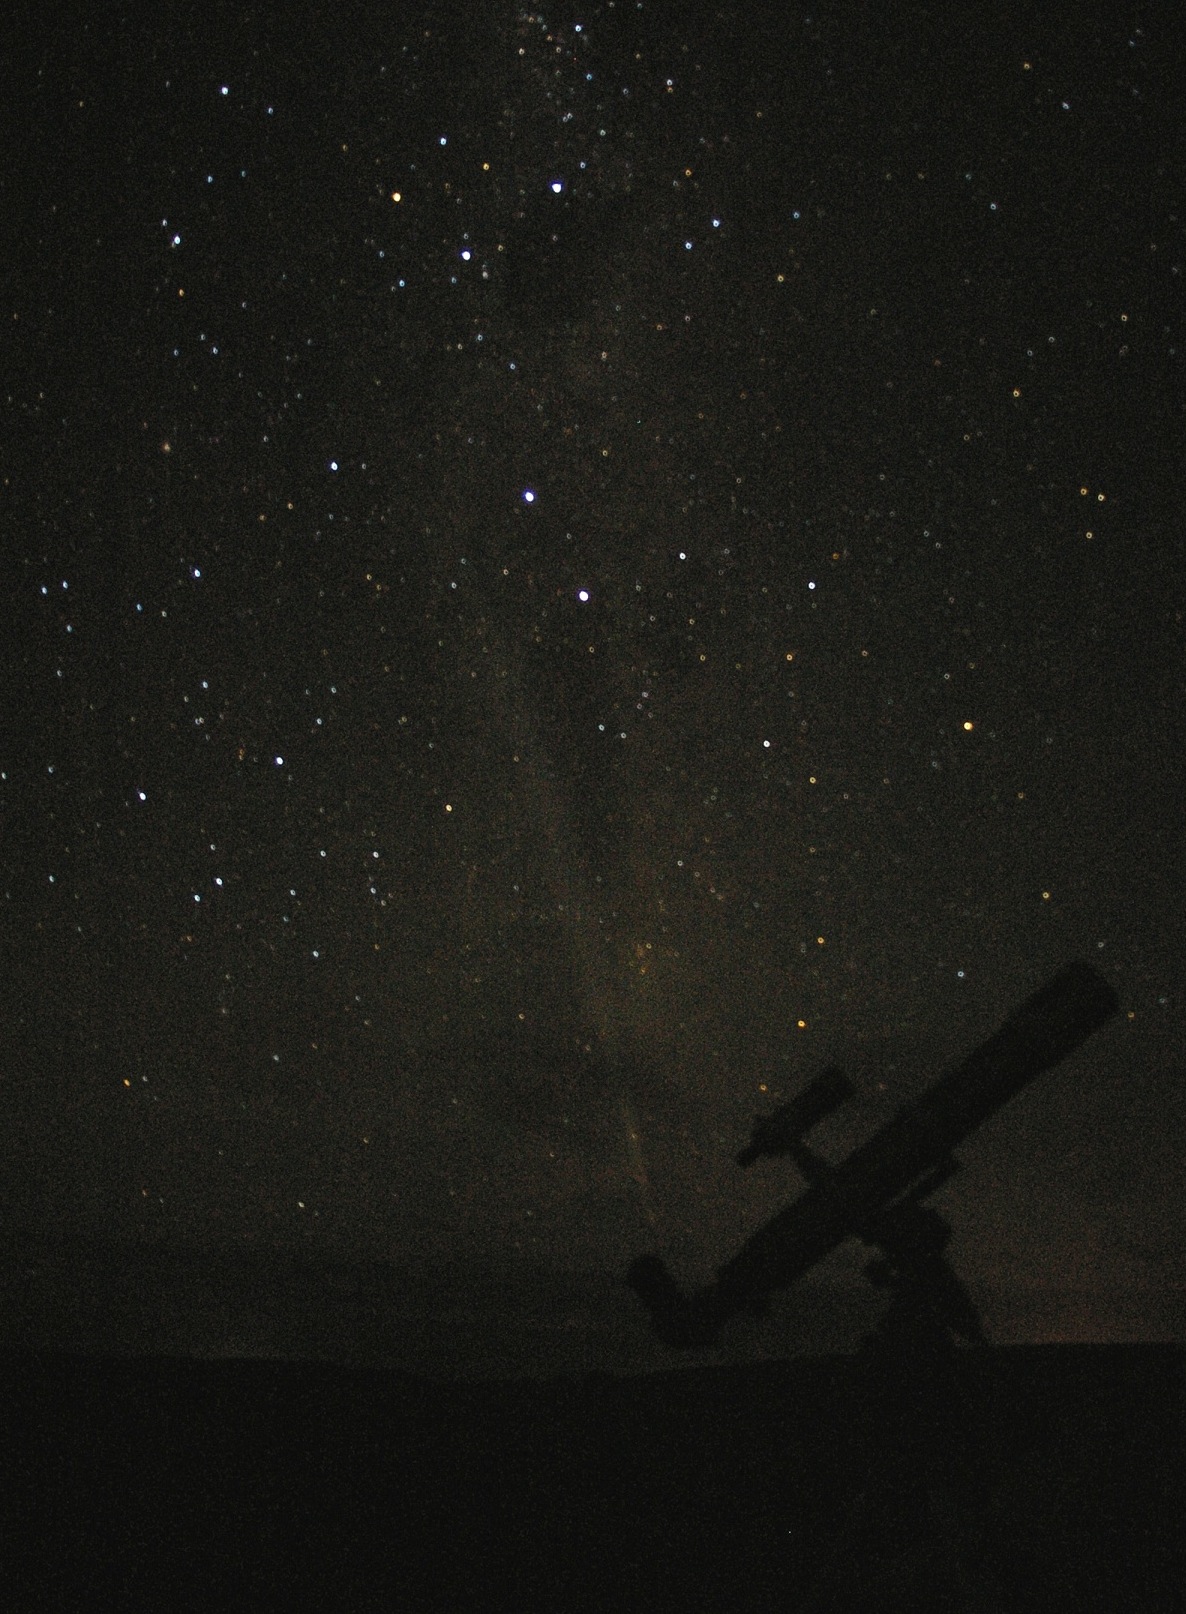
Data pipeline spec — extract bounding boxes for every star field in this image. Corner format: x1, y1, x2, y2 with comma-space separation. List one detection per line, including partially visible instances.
2, 4, 1183, 1362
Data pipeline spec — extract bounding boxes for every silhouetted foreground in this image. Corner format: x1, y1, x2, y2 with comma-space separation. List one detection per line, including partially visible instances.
3, 1343, 1180, 1610
630, 960, 1119, 1348
617, 959, 1160, 1604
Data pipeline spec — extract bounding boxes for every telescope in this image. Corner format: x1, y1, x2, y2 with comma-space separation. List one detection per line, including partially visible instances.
628, 960, 1119, 1348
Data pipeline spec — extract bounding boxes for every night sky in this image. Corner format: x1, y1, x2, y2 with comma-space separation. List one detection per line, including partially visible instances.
3, 3, 1183, 1373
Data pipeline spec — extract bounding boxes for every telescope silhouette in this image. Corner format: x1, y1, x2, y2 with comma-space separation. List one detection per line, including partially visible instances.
627, 960, 1119, 1348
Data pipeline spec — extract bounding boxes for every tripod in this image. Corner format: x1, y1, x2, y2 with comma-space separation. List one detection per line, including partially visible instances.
799, 1205, 999, 1611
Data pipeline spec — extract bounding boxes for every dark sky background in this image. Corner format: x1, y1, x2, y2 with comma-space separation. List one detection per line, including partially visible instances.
2, 2, 1183, 1374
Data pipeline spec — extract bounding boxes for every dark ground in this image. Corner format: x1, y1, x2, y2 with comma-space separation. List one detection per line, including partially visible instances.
3, 1342, 1180, 1611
